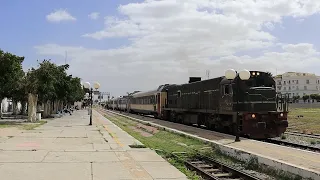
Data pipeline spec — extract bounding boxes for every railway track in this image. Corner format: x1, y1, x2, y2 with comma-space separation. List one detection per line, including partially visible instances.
101, 108, 320, 153
172, 152, 261, 180
284, 131, 320, 139
264, 139, 320, 153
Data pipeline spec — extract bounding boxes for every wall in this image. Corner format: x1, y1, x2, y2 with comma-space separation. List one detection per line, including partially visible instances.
289, 102, 320, 109
1, 98, 23, 113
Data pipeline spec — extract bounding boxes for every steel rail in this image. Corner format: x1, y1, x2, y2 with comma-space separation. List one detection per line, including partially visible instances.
173, 152, 262, 180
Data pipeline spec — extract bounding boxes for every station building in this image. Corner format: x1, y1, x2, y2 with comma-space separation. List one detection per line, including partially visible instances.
274, 72, 320, 98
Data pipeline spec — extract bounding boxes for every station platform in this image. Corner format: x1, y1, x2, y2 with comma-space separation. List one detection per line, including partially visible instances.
103, 109, 320, 180
0, 110, 188, 180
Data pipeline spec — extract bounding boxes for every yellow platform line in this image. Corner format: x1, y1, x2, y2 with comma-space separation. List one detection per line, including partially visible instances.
103, 125, 124, 147
93, 110, 124, 147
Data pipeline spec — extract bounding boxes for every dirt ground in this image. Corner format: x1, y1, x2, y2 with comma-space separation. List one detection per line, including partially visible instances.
130, 123, 159, 137
288, 108, 320, 134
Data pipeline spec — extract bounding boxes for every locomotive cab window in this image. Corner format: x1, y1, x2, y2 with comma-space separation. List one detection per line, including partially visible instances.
223, 85, 232, 95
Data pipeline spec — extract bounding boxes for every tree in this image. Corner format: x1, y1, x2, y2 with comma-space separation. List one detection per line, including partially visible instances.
66, 77, 85, 104
0, 49, 25, 117
24, 67, 40, 122
292, 95, 300, 103
302, 95, 310, 103
0, 53, 84, 121
310, 94, 317, 103
25, 60, 84, 119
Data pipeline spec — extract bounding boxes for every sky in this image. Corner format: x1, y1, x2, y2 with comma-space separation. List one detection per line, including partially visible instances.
1, 0, 320, 97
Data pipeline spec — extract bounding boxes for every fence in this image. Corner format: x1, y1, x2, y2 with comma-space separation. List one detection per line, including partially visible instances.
289, 102, 320, 109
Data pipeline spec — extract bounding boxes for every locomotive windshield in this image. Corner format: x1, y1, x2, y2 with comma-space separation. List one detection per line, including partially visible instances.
244, 72, 275, 89
236, 71, 278, 112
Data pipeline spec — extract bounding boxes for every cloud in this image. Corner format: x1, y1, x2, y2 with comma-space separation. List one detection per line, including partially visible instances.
37, 0, 320, 96
88, 12, 100, 20
46, 9, 76, 23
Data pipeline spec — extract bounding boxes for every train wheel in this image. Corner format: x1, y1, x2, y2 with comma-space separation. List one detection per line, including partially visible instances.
177, 114, 184, 124
154, 113, 159, 119
170, 111, 177, 122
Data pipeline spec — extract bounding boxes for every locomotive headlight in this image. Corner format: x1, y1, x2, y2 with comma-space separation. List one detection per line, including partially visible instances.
252, 72, 256, 76
257, 72, 260, 75
251, 114, 256, 118
280, 113, 284, 117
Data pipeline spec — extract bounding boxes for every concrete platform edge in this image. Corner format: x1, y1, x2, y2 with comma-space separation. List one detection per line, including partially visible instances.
103, 109, 320, 180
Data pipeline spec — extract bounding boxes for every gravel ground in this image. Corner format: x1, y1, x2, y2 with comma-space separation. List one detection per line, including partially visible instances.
273, 134, 320, 148
216, 160, 276, 180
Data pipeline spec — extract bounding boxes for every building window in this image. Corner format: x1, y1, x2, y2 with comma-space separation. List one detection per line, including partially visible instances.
296, 86, 299, 90
277, 81, 281, 85
283, 87, 286, 90
277, 86, 281, 90
283, 81, 286, 85
304, 86, 307, 90
296, 80, 299, 84
306, 79, 310, 84
289, 86, 291, 90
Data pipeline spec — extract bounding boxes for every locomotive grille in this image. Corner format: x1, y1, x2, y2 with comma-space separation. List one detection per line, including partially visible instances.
236, 102, 276, 112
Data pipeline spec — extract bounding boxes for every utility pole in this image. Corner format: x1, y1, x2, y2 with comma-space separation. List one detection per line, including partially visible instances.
206, 70, 210, 79
65, 51, 68, 65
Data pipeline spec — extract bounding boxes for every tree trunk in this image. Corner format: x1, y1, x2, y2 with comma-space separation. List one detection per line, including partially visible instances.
53, 100, 58, 113
43, 101, 48, 118
59, 100, 63, 111
48, 101, 53, 115
12, 100, 18, 115
0, 99, 2, 118
20, 101, 27, 115
28, 93, 38, 122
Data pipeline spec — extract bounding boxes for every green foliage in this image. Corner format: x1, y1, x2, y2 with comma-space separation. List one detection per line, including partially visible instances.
0, 49, 84, 107
292, 96, 300, 103
309, 94, 320, 102
0, 49, 25, 99
302, 95, 310, 102
29, 60, 84, 104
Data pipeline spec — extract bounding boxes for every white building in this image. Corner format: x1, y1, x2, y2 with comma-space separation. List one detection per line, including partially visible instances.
274, 72, 320, 98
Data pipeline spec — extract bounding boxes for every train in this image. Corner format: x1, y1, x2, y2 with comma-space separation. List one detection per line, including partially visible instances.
105, 70, 289, 139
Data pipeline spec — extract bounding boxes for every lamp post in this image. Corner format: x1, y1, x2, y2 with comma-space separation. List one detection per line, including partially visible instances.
225, 69, 251, 142
83, 81, 101, 125
84, 93, 90, 114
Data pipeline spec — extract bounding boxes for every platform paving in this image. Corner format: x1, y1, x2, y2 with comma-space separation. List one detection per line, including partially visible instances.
0, 110, 188, 180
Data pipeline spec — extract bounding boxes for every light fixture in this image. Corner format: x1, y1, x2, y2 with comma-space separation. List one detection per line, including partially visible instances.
225, 69, 237, 80
83, 82, 91, 89
239, 69, 251, 80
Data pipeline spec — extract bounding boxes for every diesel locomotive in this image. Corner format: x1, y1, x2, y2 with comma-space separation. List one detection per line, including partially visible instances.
109, 70, 289, 139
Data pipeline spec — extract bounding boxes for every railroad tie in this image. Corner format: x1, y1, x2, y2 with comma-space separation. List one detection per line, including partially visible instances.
197, 164, 214, 168
190, 161, 203, 164
213, 173, 232, 177
205, 168, 220, 173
